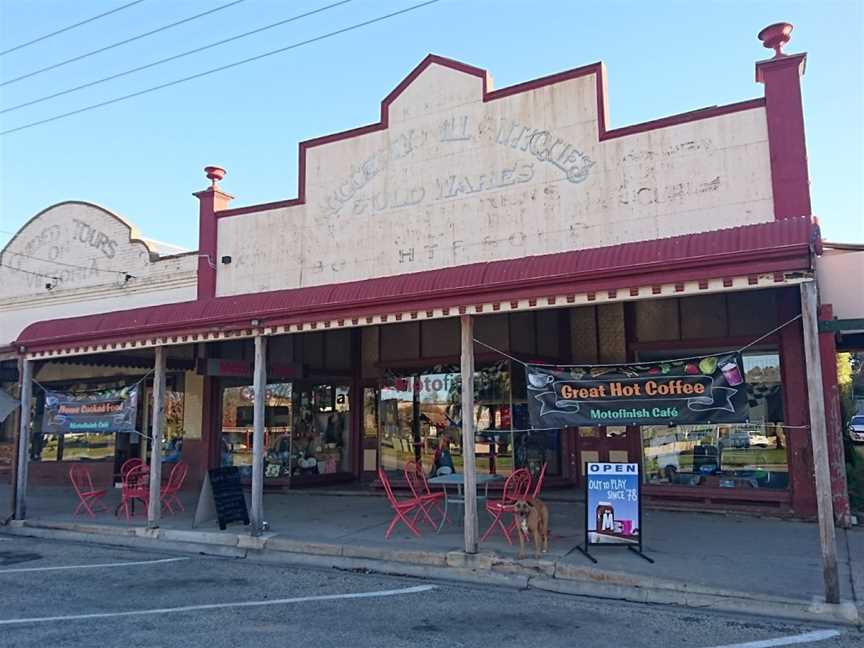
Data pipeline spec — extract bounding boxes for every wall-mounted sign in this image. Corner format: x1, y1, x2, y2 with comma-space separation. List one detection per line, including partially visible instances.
42, 385, 139, 434
526, 353, 748, 427
198, 359, 303, 380
578, 462, 652, 564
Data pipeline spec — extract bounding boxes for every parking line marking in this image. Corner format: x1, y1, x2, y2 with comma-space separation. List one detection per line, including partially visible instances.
0, 556, 188, 574
0, 584, 436, 625
703, 629, 841, 648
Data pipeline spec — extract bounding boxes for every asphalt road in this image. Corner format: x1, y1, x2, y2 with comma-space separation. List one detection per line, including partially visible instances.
0, 535, 859, 648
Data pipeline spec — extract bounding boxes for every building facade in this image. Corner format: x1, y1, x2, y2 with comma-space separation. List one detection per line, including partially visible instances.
2, 25, 851, 522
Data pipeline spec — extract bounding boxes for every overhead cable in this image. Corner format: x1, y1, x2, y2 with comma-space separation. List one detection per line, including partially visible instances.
1, 0, 249, 86
3, 250, 134, 276
0, 0, 441, 136
0, 1, 147, 57
1, 0, 354, 114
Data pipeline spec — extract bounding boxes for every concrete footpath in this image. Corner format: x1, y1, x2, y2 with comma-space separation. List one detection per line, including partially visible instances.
2, 484, 862, 626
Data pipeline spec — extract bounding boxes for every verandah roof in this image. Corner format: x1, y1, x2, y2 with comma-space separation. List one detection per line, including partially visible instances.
16, 217, 818, 356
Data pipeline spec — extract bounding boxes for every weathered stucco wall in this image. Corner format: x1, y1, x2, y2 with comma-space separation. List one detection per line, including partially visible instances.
0, 202, 197, 345
216, 61, 773, 296
817, 249, 864, 320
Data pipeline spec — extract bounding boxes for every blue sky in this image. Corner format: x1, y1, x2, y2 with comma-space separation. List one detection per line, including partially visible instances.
1, 0, 861, 252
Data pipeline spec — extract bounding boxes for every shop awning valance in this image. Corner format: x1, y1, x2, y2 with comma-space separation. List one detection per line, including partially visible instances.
15, 217, 818, 358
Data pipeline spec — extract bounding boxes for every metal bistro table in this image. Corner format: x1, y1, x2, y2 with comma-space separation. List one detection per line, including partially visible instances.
427, 473, 501, 533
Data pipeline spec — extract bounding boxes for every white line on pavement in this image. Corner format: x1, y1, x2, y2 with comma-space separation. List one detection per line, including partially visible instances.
0, 584, 437, 625
0, 556, 189, 574
703, 629, 842, 648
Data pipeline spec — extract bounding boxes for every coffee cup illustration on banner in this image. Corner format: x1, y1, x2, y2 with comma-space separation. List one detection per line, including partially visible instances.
720, 359, 744, 386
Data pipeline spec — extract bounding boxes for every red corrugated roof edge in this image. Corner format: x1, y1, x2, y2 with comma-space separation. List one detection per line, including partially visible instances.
15, 217, 818, 352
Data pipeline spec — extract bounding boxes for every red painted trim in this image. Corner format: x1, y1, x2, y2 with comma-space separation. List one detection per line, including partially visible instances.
215, 56, 765, 219
194, 188, 233, 299
777, 286, 816, 517
19, 246, 810, 354
756, 53, 811, 220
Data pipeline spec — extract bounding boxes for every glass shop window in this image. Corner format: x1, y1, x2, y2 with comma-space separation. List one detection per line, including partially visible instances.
378, 361, 561, 481
640, 351, 788, 490
220, 383, 292, 478
30, 381, 131, 463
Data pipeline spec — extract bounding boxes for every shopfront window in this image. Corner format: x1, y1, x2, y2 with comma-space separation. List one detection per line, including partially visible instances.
221, 383, 292, 478
220, 381, 352, 480
30, 380, 133, 463
641, 351, 788, 490
378, 362, 561, 479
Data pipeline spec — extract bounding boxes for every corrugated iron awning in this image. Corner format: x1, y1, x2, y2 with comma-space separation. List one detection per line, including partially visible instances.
16, 217, 818, 357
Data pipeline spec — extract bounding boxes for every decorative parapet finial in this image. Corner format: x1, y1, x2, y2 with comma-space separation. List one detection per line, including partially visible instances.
758, 22, 793, 58
204, 165, 227, 189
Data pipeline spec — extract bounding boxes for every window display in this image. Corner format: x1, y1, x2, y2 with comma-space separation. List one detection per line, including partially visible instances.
378, 362, 561, 480
29, 379, 139, 463
641, 352, 788, 489
220, 382, 351, 480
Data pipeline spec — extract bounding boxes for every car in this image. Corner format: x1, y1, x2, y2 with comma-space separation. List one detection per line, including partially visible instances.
848, 415, 864, 444
746, 431, 774, 448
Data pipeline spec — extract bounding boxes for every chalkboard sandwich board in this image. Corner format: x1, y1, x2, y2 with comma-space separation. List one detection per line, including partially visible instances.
208, 466, 250, 530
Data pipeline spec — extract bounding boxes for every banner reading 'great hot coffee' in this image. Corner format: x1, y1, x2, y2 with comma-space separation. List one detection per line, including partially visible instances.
526, 354, 748, 427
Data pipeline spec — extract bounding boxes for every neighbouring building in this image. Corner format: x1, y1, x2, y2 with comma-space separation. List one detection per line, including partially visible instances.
1, 24, 854, 522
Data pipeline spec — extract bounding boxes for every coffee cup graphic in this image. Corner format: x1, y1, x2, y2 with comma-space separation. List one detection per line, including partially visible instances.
528, 373, 553, 389
720, 360, 744, 386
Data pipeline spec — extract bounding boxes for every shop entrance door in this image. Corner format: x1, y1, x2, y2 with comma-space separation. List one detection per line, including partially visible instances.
573, 426, 634, 487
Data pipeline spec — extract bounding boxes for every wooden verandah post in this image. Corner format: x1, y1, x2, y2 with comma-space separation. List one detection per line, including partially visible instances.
147, 346, 167, 528
14, 358, 33, 520
250, 335, 267, 535
460, 315, 478, 554
800, 280, 840, 604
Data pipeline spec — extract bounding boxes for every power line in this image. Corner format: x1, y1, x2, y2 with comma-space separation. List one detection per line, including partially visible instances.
0, 1, 147, 57
1, 0, 354, 115
0, 0, 441, 136
2, 250, 134, 276
1, 263, 59, 281
1, 0, 249, 87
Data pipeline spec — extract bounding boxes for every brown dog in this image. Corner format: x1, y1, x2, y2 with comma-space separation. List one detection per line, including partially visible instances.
513, 498, 549, 559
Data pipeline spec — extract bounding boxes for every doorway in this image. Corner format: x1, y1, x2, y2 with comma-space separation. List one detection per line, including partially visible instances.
573, 426, 635, 487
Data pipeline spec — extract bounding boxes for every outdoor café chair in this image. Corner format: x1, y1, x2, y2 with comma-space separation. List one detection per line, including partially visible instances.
160, 461, 189, 515
480, 468, 531, 544
119, 457, 143, 481
378, 467, 422, 540
404, 460, 447, 528
69, 464, 108, 517
119, 464, 150, 520
530, 462, 548, 501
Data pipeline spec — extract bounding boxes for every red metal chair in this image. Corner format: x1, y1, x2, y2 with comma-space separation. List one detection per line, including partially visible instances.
119, 464, 150, 520
480, 468, 531, 544
69, 465, 108, 517
404, 461, 447, 528
529, 462, 548, 501
160, 461, 189, 515
120, 457, 143, 481
378, 468, 422, 540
